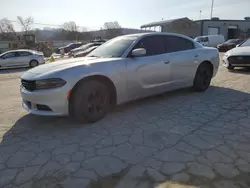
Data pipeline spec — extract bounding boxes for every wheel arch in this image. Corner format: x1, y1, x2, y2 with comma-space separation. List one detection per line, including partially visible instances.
198, 60, 214, 75
69, 75, 117, 106
29, 59, 38, 64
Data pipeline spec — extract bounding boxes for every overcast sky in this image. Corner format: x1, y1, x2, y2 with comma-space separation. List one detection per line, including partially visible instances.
1, 0, 250, 31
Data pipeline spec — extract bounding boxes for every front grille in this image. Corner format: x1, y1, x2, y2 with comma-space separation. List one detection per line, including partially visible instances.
21, 80, 36, 91
228, 56, 250, 65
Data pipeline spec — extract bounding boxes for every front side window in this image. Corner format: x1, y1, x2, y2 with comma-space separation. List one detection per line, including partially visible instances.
88, 36, 136, 58
165, 36, 194, 53
132, 35, 165, 56
2, 52, 16, 59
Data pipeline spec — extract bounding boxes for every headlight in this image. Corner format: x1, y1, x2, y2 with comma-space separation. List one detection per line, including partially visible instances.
36, 78, 66, 89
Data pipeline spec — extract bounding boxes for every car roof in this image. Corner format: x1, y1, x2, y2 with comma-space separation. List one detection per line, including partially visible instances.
0, 49, 35, 55
123, 32, 194, 41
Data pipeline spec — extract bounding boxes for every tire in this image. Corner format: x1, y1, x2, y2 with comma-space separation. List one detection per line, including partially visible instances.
29, 60, 39, 68
226, 64, 234, 70
193, 63, 213, 92
70, 80, 110, 123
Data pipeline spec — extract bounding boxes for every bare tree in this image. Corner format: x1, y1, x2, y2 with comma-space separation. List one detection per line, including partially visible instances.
0, 18, 16, 40
17, 16, 34, 34
103, 21, 122, 39
62, 21, 78, 32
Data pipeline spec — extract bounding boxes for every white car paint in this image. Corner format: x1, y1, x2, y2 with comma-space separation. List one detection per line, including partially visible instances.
223, 45, 250, 68
195, 35, 225, 48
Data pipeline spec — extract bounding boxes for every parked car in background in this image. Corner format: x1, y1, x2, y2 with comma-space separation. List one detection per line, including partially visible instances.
59, 42, 82, 54
0, 49, 44, 68
69, 42, 103, 57
74, 46, 99, 58
223, 38, 250, 70
20, 33, 219, 123
194, 35, 225, 48
217, 39, 244, 52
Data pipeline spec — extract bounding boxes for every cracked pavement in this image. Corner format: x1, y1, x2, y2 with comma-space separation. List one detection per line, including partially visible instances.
0, 56, 250, 188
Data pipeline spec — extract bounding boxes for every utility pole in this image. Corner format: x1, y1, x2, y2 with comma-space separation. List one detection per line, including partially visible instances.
199, 10, 202, 20
210, 0, 214, 19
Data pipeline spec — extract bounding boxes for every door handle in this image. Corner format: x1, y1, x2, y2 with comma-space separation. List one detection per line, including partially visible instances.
164, 61, 170, 64
194, 55, 199, 58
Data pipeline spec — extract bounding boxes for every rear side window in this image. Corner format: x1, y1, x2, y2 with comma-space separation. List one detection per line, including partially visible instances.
133, 35, 165, 56
165, 36, 194, 53
19, 51, 32, 56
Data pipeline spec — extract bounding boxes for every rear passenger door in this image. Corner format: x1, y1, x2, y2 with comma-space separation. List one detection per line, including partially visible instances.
17, 51, 32, 66
164, 36, 198, 85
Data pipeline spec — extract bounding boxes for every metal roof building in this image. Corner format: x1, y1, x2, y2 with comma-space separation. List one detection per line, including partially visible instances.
141, 17, 250, 39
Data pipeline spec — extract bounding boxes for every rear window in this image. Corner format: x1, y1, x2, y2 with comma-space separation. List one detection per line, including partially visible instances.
165, 36, 194, 53
195, 36, 208, 42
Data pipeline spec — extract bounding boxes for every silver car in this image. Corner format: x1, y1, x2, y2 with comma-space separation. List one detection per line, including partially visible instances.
0, 49, 45, 68
20, 33, 219, 123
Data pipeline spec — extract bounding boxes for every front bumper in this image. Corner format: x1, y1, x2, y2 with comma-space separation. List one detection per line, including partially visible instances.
20, 86, 69, 116
222, 55, 230, 67
223, 55, 250, 67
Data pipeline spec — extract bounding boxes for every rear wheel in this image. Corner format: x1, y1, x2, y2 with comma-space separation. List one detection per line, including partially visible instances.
29, 60, 38, 68
70, 80, 110, 123
193, 63, 213, 92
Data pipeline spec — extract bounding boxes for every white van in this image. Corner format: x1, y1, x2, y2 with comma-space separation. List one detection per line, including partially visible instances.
194, 35, 225, 47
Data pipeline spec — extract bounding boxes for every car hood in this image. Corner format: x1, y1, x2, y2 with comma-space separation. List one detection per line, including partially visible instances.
21, 56, 120, 78
227, 46, 250, 56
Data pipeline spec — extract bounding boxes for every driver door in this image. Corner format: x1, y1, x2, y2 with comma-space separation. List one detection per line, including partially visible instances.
126, 35, 171, 100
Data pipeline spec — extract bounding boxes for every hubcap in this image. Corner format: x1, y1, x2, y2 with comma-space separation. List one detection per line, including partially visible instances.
87, 89, 107, 115
31, 62, 37, 67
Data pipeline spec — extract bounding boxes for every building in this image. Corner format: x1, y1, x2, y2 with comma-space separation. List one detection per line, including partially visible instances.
196, 18, 250, 39
141, 17, 250, 40
141, 17, 200, 38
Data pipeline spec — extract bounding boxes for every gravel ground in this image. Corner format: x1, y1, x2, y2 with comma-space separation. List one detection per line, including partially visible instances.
0, 54, 250, 188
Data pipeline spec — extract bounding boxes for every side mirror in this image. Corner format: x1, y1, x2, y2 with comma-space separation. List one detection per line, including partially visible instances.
131, 48, 146, 57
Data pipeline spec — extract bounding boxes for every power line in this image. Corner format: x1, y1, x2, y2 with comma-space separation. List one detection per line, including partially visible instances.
9, 20, 102, 30
9, 20, 61, 27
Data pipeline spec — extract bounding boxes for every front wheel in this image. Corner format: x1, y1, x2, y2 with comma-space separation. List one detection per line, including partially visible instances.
70, 80, 110, 123
193, 64, 213, 92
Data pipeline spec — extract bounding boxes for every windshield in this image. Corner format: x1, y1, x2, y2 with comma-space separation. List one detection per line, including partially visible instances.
225, 39, 238, 44
239, 38, 250, 47
87, 36, 136, 58
79, 43, 93, 50
84, 46, 97, 53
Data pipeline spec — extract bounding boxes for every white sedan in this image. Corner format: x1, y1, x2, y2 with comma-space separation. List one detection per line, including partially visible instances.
0, 49, 45, 68
223, 38, 250, 70
20, 33, 219, 123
